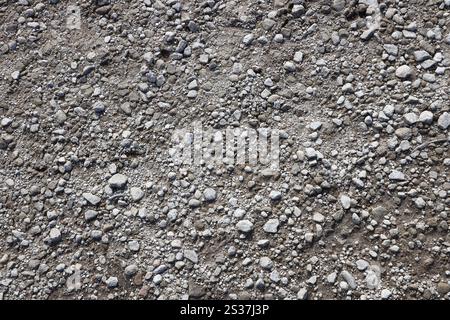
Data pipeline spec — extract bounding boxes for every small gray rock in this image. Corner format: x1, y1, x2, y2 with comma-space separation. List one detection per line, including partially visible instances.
332, 0, 346, 11
305, 147, 317, 159
49, 228, 61, 244
188, 199, 201, 208
293, 51, 304, 63
84, 210, 98, 222
383, 44, 398, 56
203, 188, 217, 202
269, 190, 282, 201
340, 195, 351, 210
263, 219, 279, 233
395, 65, 413, 79
389, 170, 405, 181
381, 289, 392, 299
413, 50, 431, 62
82, 193, 101, 206
419, 111, 433, 124
11, 71, 20, 80
312, 212, 325, 223
128, 240, 140, 252
130, 187, 144, 202
395, 127, 412, 139
236, 220, 254, 233
242, 34, 254, 45
106, 276, 118, 288
124, 264, 138, 277
309, 121, 322, 131
403, 113, 418, 125
184, 249, 199, 264
108, 174, 128, 189
356, 259, 369, 271
437, 112, 449, 130
259, 256, 273, 270
297, 288, 308, 299
341, 270, 357, 289
93, 101, 106, 113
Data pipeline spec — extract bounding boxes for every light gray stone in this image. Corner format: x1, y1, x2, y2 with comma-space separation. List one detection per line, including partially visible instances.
419, 111, 433, 124
341, 270, 357, 289
437, 112, 449, 130
203, 188, 217, 202
395, 65, 413, 79
389, 170, 405, 181
263, 219, 279, 233
130, 187, 144, 202
108, 174, 128, 189
236, 220, 254, 233
340, 195, 351, 210
82, 193, 101, 206
184, 249, 199, 264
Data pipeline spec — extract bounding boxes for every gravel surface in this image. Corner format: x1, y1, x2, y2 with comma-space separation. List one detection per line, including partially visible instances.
0, 0, 449, 300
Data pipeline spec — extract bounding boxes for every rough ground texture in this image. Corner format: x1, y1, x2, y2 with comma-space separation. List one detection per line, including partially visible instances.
0, 0, 449, 300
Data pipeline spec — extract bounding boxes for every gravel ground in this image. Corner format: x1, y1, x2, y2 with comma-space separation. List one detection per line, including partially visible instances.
0, 0, 449, 300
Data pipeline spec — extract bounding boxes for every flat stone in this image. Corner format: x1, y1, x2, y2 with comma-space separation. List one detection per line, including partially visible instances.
383, 44, 398, 56
283, 61, 296, 72
341, 270, 357, 289
82, 193, 101, 206
414, 50, 431, 62
55, 110, 67, 124
261, 18, 276, 31
189, 282, 206, 298
153, 274, 162, 285
108, 174, 128, 189
414, 197, 426, 209
187, 90, 197, 98
309, 121, 322, 131
184, 249, 199, 264
305, 147, 317, 159
327, 272, 337, 284
84, 210, 98, 221
389, 170, 405, 181
198, 54, 209, 64
263, 219, 279, 233
1, 118, 13, 127
236, 220, 254, 233
312, 213, 325, 223
395, 127, 412, 139
437, 112, 449, 130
